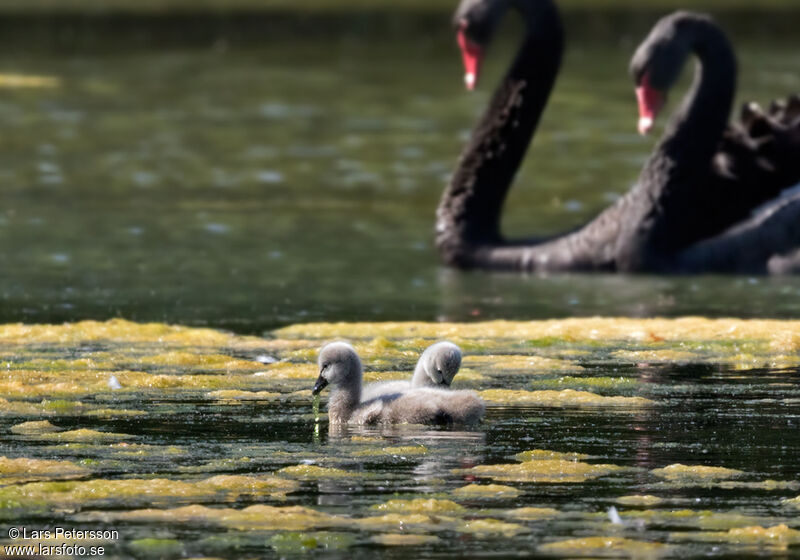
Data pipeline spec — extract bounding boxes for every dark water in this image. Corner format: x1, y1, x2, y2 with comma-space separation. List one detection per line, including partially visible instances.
0, 14, 799, 334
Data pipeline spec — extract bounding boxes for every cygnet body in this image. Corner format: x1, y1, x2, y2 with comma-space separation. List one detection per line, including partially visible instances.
312, 342, 484, 425
361, 341, 462, 402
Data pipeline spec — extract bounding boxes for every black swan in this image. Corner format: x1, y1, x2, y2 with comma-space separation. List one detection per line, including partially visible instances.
436, 0, 800, 273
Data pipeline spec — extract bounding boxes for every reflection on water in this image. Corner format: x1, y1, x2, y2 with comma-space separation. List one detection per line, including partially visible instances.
0, 22, 798, 332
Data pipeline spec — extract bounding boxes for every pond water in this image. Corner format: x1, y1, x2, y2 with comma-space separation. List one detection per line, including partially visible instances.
1, 318, 800, 558
0, 13, 799, 333
1, 8, 799, 559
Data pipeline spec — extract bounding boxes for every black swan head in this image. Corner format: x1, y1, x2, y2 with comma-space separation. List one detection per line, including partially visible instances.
629, 12, 709, 135
453, 0, 510, 90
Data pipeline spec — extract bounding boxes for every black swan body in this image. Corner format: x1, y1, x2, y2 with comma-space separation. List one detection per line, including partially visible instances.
436, 0, 800, 274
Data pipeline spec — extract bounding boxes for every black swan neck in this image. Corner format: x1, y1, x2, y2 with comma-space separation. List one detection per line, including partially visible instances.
437, 0, 564, 267
616, 17, 738, 270
658, 19, 737, 164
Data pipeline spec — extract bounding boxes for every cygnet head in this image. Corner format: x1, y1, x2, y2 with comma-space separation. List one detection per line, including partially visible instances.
421, 341, 462, 387
312, 342, 362, 395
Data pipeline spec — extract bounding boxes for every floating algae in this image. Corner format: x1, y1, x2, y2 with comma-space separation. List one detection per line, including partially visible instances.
514, 449, 590, 462
606, 509, 769, 531
0, 368, 282, 398
670, 524, 800, 547
87, 502, 522, 539
356, 512, 524, 537
271, 532, 354, 553
452, 484, 520, 499
530, 376, 641, 391
287, 389, 314, 400
277, 465, 353, 479
449, 368, 490, 384
84, 504, 340, 532
5, 352, 264, 378
9, 420, 62, 434
0, 319, 263, 348
274, 318, 800, 372
717, 524, 800, 544
178, 457, 253, 473
0, 378, 99, 398
39, 442, 188, 460
612, 349, 700, 363
205, 390, 280, 400
2, 318, 799, 555
355, 513, 453, 532
479, 389, 654, 408
465, 354, 582, 373
0, 320, 300, 404
0, 475, 299, 513
28, 428, 134, 442
354, 445, 428, 457
362, 370, 408, 383
370, 498, 466, 515
460, 518, 528, 536
0, 73, 60, 88
381, 445, 428, 455
783, 495, 800, 507
128, 538, 184, 559
0, 456, 88, 484
503, 507, 559, 521
83, 407, 148, 418
651, 464, 744, 482
124, 351, 262, 373
616, 495, 664, 507
252, 362, 317, 380
539, 536, 667, 556
287, 337, 417, 367
371, 534, 439, 546
0, 397, 88, 416
274, 318, 800, 352
714, 479, 800, 491
456, 459, 626, 483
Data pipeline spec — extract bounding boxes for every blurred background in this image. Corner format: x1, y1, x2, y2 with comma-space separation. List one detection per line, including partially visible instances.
0, 0, 797, 333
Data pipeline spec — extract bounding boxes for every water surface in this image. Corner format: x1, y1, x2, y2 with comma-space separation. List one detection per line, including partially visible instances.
1, 319, 799, 558
0, 20, 799, 332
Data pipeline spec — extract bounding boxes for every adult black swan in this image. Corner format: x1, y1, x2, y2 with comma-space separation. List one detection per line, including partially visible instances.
435, 0, 800, 273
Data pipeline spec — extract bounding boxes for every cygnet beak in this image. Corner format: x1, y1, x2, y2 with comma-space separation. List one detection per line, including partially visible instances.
312, 376, 329, 395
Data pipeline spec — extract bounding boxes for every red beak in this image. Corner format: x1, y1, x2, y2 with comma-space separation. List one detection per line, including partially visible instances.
457, 27, 484, 91
635, 73, 666, 135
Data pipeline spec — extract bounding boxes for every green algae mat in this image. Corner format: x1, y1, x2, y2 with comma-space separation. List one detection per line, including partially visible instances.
1, 318, 800, 558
